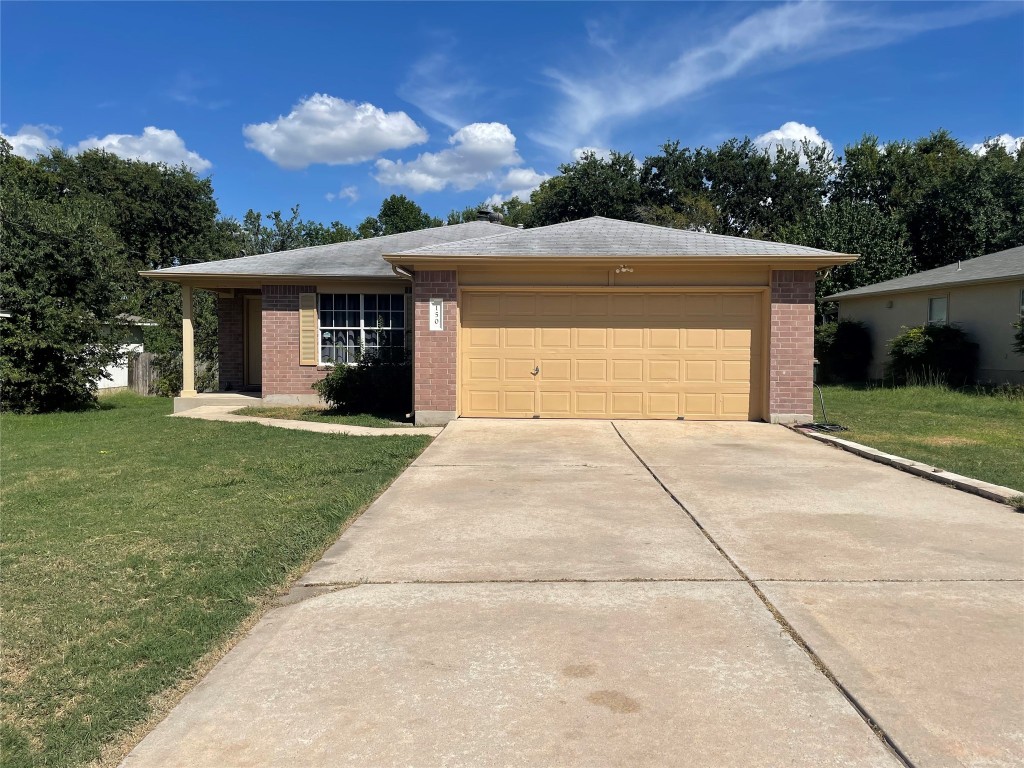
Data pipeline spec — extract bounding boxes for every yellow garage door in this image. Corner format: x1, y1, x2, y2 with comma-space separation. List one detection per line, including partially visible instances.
460, 290, 763, 420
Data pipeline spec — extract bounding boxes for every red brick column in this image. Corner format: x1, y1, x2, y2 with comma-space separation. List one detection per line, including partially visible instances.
262, 284, 326, 401
412, 270, 457, 425
769, 270, 816, 423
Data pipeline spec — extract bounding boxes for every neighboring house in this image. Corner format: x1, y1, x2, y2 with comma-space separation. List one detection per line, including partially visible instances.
825, 245, 1024, 384
142, 216, 855, 425
98, 315, 154, 390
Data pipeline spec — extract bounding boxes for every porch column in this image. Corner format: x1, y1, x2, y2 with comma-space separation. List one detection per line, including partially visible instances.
181, 284, 197, 397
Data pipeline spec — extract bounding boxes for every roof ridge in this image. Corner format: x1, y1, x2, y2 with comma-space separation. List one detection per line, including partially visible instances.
391, 225, 525, 255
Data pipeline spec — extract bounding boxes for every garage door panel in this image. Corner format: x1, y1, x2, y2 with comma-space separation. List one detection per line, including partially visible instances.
540, 358, 571, 381
611, 392, 644, 417
611, 328, 644, 348
501, 390, 536, 414
575, 391, 608, 415
459, 290, 762, 420
649, 328, 680, 349
505, 327, 536, 348
577, 328, 608, 348
505, 358, 537, 380
539, 326, 571, 348
722, 328, 753, 349
612, 359, 644, 382
684, 328, 718, 350
575, 359, 608, 382
648, 359, 680, 382
467, 326, 500, 347
538, 390, 572, 415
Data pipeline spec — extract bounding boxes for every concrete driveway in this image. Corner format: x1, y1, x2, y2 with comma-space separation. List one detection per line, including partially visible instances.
124, 420, 1023, 768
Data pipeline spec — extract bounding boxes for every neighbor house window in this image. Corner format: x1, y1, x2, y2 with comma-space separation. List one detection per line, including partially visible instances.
319, 293, 405, 364
927, 295, 948, 325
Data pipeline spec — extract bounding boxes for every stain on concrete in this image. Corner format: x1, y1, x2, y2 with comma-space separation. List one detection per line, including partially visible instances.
587, 690, 641, 713
562, 663, 597, 679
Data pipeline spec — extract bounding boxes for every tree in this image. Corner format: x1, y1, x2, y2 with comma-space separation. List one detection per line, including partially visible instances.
377, 194, 442, 235
237, 206, 356, 254
1, 143, 234, 405
782, 199, 911, 314
530, 151, 644, 225
0, 140, 128, 411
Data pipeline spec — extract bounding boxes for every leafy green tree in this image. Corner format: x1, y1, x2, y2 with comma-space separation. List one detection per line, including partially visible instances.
377, 194, 442, 235
357, 216, 383, 239
0, 140, 128, 411
782, 199, 911, 313
2, 143, 233, 404
237, 206, 355, 254
446, 205, 482, 225
530, 151, 644, 225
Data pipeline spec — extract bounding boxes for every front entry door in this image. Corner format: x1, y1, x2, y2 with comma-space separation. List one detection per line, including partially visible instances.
244, 296, 262, 390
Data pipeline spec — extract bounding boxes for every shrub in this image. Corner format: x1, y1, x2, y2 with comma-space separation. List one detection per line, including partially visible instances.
312, 349, 411, 418
886, 324, 979, 386
814, 320, 873, 382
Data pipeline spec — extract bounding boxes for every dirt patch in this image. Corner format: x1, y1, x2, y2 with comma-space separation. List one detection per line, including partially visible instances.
587, 690, 641, 714
562, 663, 596, 679
917, 436, 983, 447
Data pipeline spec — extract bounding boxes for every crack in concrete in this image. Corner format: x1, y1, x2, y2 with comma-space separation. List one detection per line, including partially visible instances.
610, 421, 918, 768
294, 577, 746, 588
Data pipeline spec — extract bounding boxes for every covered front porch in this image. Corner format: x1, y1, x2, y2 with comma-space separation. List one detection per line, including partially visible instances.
175, 283, 266, 413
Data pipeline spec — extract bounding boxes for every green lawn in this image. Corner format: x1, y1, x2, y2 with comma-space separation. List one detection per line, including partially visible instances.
0, 394, 430, 768
234, 405, 411, 428
814, 384, 1024, 492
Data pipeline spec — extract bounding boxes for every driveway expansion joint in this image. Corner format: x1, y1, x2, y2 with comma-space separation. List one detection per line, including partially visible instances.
611, 421, 918, 768
295, 577, 746, 587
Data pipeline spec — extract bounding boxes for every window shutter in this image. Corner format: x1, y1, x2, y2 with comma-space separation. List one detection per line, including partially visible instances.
299, 293, 318, 365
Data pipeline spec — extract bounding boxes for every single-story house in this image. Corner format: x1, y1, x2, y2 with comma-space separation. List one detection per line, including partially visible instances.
142, 216, 856, 425
825, 245, 1024, 384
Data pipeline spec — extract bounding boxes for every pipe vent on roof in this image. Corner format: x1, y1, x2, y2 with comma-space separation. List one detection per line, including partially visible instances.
477, 208, 504, 223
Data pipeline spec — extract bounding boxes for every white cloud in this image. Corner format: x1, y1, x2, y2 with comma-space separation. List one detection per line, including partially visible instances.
1, 124, 62, 158
374, 122, 525, 193
572, 146, 612, 161
535, 0, 1015, 153
243, 94, 428, 169
71, 126, 212, 172
753, 121, 833, 158
971, 134, 1024, 155
484, 167, 551, 206
325, 186, 359, 204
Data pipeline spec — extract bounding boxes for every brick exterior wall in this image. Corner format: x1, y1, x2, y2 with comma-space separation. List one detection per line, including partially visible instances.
769, 269, 816, 421
217, 289, 260, 391
412, 270, 458, 417
262, 284, 327, 396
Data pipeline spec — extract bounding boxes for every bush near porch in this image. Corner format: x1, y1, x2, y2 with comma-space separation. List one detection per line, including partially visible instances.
0, 394, 430, 768
813, 384, 1024, 492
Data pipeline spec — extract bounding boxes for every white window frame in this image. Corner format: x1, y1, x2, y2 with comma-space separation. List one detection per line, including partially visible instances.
318, 293, 406, 365
927, 294, 949, 325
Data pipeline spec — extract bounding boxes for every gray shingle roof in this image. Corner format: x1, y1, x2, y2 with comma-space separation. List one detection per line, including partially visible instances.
144, 221, 514, 279
390, 216, 848, 259
825, 245, 1024, 301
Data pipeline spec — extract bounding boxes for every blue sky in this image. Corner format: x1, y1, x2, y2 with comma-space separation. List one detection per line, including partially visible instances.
2, 1, 1022, 226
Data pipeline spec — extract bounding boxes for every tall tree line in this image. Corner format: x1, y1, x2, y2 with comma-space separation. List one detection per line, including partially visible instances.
2, 130, 1020, 412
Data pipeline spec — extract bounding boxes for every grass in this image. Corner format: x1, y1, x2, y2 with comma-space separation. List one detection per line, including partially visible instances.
234, 405, 411, 428
814, 384, 1024, 492
0, 394, 431, 767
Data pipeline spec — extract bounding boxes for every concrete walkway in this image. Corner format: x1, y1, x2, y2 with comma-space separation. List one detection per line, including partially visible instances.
171, 405, 442, 436
123, 420, 1023, 768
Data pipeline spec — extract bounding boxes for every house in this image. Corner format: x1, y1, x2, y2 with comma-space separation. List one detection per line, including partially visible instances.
142, 216, 856, 425
97, 315, 154, 391
824, 245, 1024, 384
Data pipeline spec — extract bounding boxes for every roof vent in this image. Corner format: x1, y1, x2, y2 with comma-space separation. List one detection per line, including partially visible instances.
477, 208, 504, 223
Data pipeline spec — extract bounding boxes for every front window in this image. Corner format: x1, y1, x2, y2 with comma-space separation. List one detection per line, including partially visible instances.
319, 293, 405, 364
927, 296, 948, 325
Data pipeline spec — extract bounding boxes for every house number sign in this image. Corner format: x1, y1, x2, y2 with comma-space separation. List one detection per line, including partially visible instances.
429, 298, 444, 330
